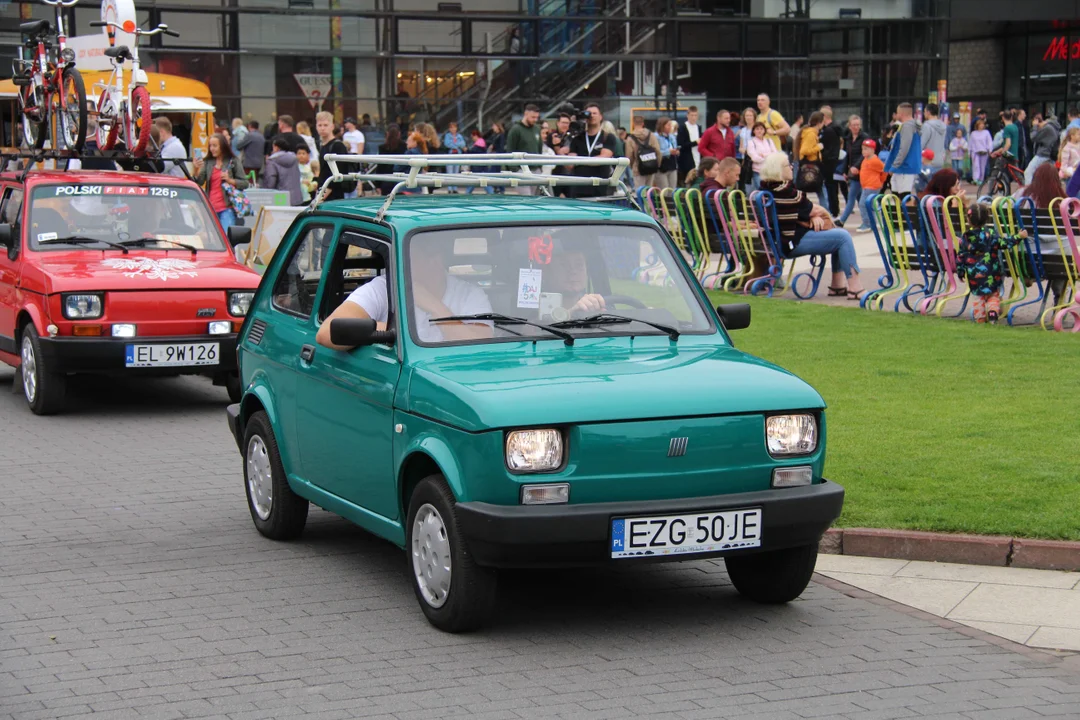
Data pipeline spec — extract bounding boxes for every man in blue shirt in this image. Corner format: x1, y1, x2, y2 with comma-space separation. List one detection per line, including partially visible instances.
1067, 107, 1080, 133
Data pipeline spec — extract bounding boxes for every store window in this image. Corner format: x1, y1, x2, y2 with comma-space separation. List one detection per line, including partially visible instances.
1028, 33, 1068, 100
1004, 35, 1026, 103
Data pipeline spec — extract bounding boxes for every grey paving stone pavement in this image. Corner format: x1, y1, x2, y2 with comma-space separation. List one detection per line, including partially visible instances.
1, 369, 1079, 720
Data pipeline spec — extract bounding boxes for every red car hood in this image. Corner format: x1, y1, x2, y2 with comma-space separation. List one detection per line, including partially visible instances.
31, 251, 262, 293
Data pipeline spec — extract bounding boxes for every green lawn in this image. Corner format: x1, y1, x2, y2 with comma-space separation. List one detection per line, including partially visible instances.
707, 291, 1080, 540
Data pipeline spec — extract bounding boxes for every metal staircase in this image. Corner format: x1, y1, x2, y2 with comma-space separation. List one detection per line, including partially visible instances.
409, 0, 665, 131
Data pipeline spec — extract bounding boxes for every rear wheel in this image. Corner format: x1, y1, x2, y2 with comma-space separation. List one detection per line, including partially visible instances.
19, 324, 66, 416
96, 88, 120, 150
725, 544, 818, 604
18, 84, 47, 150
243, 411, 308, 540
54, 67, 87, 152
978, 173, 1010, 199
407, 475, 497, 632
128, 86, 151, 157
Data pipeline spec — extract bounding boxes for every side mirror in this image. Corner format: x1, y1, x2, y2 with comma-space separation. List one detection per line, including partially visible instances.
227, 225, 252, 247
329, 317, 396, 347
0, 223, 13, 251
716, 303, 751, 331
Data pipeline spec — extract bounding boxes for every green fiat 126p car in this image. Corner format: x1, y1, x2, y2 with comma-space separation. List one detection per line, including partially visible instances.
225, 154, 843, 632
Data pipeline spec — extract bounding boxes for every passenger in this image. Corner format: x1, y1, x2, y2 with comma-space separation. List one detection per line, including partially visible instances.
317, 240, 492, 349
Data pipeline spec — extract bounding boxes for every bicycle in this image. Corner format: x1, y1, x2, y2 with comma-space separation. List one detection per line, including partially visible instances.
89, 19, 179, 157
12, 0, 88, 152
977, 151, 1025, 199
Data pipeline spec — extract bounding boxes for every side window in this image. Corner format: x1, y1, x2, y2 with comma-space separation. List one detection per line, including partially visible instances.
319, 230, 392, 321
271, 225, 333, 319
1, 188, 23, 226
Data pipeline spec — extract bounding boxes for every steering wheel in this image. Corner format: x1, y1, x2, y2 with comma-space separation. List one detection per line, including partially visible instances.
603, 294, 647, 309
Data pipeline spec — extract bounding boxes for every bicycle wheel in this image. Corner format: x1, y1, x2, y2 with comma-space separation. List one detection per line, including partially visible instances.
54, 67, 88, 152
978, 174, 1009, 199
18, 84, 47, 151
96, 88, 120, 150
128, 86, 151, 157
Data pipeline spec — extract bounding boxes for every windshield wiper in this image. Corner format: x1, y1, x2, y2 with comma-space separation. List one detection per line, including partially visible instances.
38, 235, 129, 253
552, 313, 681, 341
430, 312, 576, 346
119, 237, 198, 253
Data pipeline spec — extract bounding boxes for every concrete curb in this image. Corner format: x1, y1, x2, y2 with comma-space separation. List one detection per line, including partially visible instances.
818, 528, 1080, 572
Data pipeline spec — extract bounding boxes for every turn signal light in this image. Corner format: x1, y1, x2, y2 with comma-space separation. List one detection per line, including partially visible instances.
72, 325, 103, 337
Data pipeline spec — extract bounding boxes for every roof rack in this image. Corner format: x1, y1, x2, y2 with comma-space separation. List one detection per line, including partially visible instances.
313, 152, 634, 220
1, 149, 194, 182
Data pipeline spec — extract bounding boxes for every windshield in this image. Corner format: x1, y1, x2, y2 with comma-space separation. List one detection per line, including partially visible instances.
405, 224, 715, 346
28, 184, 227, 252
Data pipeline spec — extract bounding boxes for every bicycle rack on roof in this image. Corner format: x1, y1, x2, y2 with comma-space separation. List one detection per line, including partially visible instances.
313, 153, 634, 221
1, 149, 195, 182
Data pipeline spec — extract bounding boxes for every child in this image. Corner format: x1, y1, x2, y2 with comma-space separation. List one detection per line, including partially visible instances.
949, 129, 968, 177
913, 148, 936, 194
1059, 126, 1080, 180
296, 146, 316, 203
968, 119, 992, 184
956, 203, 1028, 324
857, 139, 886, 231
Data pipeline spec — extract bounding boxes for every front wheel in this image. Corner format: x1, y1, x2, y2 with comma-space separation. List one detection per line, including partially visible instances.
55, 67, 87, 152
127, 86, 151, 157
725, 544, 818, 604
19, 324, 66, 415
18, 84, 47, 150
407, 475, 497, 632
243, 411, 308, 540
978, 174, 1010, 199
96, 88, 120, 150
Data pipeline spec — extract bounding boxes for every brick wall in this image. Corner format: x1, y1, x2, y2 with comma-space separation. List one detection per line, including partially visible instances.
948, 38, 1005, 101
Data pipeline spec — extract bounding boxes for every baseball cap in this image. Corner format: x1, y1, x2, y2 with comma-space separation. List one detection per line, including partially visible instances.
345, 116, 358, 125
862, 139, 877, 151
921, 149, 935, 161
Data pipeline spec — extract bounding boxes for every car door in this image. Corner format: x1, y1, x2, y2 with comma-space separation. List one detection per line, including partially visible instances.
0, 184, 24, 359
258, 220, 336, 472
294, 228, 402, 521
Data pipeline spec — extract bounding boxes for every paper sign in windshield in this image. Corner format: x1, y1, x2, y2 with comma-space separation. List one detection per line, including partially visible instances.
517, 268, 542, 309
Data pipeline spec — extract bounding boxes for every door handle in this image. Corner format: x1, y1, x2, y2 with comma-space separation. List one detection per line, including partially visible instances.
299, 344, 315, 363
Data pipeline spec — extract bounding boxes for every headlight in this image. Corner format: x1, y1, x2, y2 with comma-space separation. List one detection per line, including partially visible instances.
228, 292, 254, 317
766, 414, 817, 456
63, 293, 103, 320
506, 429, 563, 473
111, 323, 136, 338
61, 47, 76, 63
208, 321, 232, 335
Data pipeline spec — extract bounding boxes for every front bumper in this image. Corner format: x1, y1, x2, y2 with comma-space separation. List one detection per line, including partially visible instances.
36, 334, 239, 375
226, 403, 242, 451
457, 480, 844, 568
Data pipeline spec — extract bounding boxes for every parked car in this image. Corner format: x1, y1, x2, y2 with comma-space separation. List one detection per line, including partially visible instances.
0, 168, 260, 414
226, 193, 843, 632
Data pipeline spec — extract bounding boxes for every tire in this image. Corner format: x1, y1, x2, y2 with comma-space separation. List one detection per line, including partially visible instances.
55, 67, 87, 152
406, 475, 497, 632
225, 372, 242, 403
242, 411, 308, 540
977, 174, 1009, 199
19, 85, 47, 151
19, 324, 66, 416
128, 86, 151, 157
725, 543, 818, 604
96, 88, 120, 151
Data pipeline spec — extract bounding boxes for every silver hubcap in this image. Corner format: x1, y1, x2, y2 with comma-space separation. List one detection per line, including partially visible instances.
412, 504, 452, 608
246, 435, 273, 521
21, 335, 37, 403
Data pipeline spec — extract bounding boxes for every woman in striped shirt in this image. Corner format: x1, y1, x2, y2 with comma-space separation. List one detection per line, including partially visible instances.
758, 152, 865, 300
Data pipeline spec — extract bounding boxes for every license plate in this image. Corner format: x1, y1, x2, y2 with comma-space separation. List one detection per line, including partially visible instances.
610, 508, 762, 559
125, 342, 219, 368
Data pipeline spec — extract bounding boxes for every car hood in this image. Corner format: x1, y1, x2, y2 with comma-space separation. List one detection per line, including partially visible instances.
405, 342, 825, 432
30, 251, 261, 293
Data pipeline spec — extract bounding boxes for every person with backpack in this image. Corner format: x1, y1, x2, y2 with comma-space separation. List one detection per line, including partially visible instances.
625, 115, 662, 189
314, 110, 356, 202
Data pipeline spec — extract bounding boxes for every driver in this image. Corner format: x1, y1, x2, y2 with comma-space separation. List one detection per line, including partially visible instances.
545, 248, 605, 316
317, 238, 493, 350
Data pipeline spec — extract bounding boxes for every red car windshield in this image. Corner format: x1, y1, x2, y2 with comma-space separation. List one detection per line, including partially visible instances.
28, 184, 227, 252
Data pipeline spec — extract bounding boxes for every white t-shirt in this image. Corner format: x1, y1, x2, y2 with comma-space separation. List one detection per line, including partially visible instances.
343, 129, 365, 154
345, 275, 492, 342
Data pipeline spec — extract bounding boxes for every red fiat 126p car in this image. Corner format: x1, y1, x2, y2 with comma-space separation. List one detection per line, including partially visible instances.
0, 168, 260, 414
